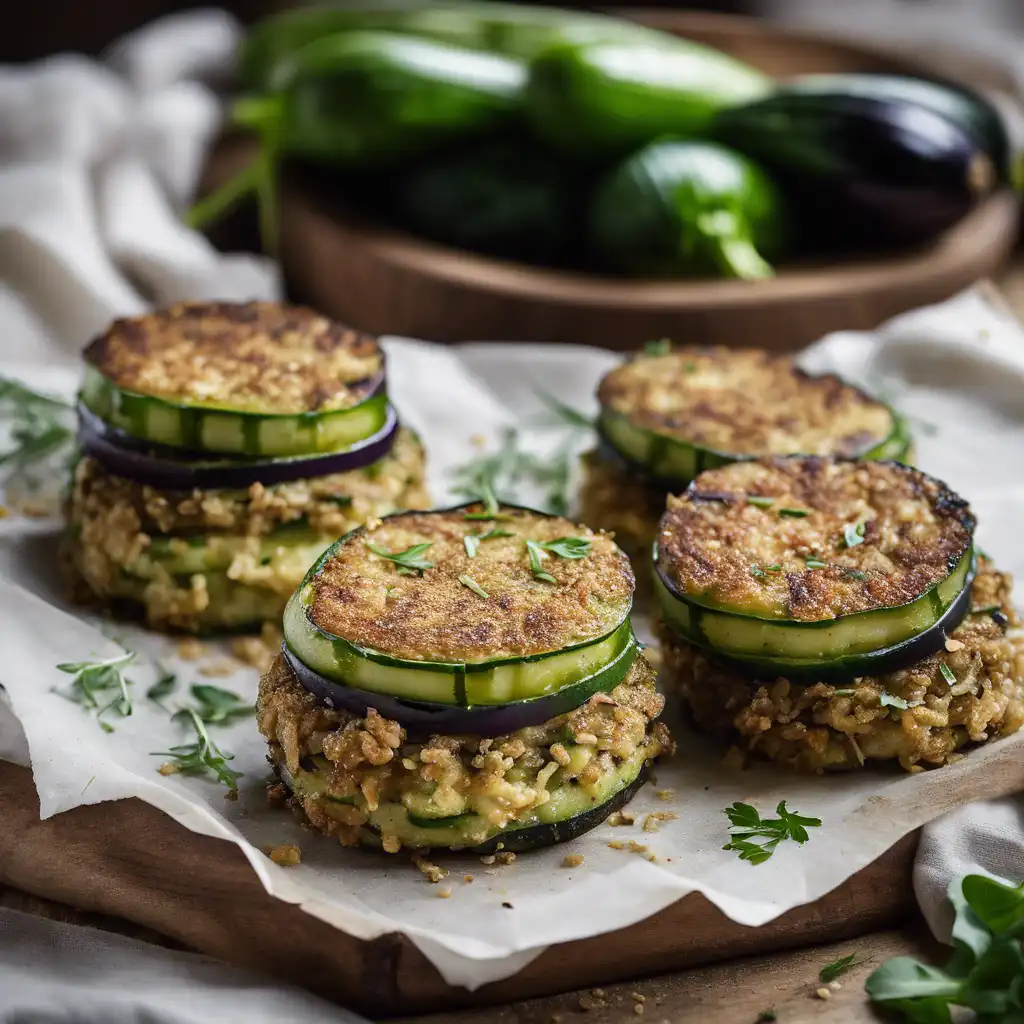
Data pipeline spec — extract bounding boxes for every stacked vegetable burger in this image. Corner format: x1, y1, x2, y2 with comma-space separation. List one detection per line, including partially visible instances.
65, 301, 428, 633
579, 346, 911, 559
258, 503, 673, 853
653, 457, 1024, 772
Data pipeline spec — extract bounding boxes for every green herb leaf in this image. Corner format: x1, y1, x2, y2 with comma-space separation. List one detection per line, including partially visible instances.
880, 691, 910, 710
843, 521, 867, 548
534, 389, 594, 430
751, 566, 767, 579
463, 534, 480, 559
763, 564, 782, 573
961, 876, 1024, 934
189, 684, 255, 725
525, 535, 592, 583
832, 688, 856, 697
643, 338, 671, 356
723, 800, 821, 865
746, 495, 776, 509
779, 507, 810, 518
806, 558, 828, 569
154, 707, 242, 793
56, 650, 136, 730
366, 541, 434, 574
323, 494, 353, 507
940, 663, 957, 687
0, 377, 75, 501
756, 1011, 777, 1023
866, 958, 962, 1003
459, 575, 489, 599
146, 667, 177, 710
845, 568, 868, 581
821, 953, 870, 983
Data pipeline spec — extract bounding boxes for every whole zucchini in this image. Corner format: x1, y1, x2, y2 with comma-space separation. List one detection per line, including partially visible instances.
714, 90, 997, 248
239, 0, 669, 94
392, 140, 577, 265
588, 140, 785, 280
525, 40, 770, 161
244, 32, 525, 168
782, 74, 1012, 183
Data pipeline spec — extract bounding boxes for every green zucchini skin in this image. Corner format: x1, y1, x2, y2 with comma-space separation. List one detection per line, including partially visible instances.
238, 0, 672, 93
243, 32, 526, 170
392, 140, 578, 265
587, 141, 785, 280
655, 552, 976, 685
525, 41, 770, 161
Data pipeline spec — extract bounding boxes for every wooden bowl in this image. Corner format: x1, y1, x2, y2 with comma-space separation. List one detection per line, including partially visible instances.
267, 10, 1020, 350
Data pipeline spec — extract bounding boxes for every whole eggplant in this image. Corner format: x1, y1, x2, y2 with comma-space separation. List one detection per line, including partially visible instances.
714, 90, 998, 249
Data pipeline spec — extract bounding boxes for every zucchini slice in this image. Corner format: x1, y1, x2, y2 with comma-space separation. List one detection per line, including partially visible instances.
598, 347, 909, 486
654, 457, 976, 682
275, 748, 653, 853
81, 301, 387, 457
283, 504, 635, 705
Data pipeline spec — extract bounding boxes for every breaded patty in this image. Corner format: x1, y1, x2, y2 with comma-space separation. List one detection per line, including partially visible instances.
84, 301, 382, 414
306, 506, 634, 662
599, 348, 897, 458
656, 458, 974, 621
258, 650, 673, 851
658, 563, 1023, 772
64, 430, 429, 633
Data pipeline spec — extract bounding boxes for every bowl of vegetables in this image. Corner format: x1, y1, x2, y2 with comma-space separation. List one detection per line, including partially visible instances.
195, 1, 1021, 349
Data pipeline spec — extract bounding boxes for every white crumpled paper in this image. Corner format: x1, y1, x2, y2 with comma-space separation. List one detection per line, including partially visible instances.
0, 287, 1022, 990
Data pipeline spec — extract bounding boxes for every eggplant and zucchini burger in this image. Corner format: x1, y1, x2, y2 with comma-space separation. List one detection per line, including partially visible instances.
258, 504, 673, 853
579, 346, 911, 559
654, 457, 1024, 772
64, 301, 428, 633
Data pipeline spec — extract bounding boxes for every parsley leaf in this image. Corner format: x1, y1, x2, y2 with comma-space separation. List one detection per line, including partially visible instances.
366, 541, 434, 575
459, 574, 489, 599
746, 495, 776, 509
940, 663, 957, 687
643, 338, 671, 356
880, 691, 910, 710
806, 558, 828, 569
464, 527, 513, 559
146, 667, 177, 710
820, 952, 870, 983
723, 801, 822, 865
153, 707, 242, 793
779, 507, 810, 518
189, 684, 255, 725
843, 521, 867, 548
56, 650, 136, 731
525, 536, 591, 583
845, 568, 868, 581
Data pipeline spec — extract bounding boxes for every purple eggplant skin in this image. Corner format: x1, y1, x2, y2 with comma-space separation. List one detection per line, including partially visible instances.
714, 91, 998, 250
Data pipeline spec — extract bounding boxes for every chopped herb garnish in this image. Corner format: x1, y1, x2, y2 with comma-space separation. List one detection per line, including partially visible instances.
763, 564, 782, 573
845, 568, 868, 581
324, 494, 353, 507
525, 536, 591, 583
189, 684, 255, 725
464, 526, 513, 559
366, 541, 434, 575
643, 338, 671, 356
880, 691, 909, 710
56, 650, 136, 732
843, 521, 867, 548
832, 688, 856, 697
778, 507, 810, 518
684, 362, 698, 373
746, 495, 776, 509
805, 558, 827, 569
0, 377, 75, 500
463, 467, 504, 521
751, 566, 767, 579
820, 952, 869, 983
534, 388, 595, 429
723, 801, 822, 865
939, 663, 957, 687
153, 707, 241, 793
459, 574, 489, 599
146, 667, 177, 710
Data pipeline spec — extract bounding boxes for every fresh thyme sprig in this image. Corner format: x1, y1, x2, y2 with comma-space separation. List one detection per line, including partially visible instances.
820, 952, 870, 983
189, 684, 255, 725
534, 389, 595, 430
154, 707, 242, 793
526, 536, 592, 583
366, 541, 434, 575
463, 527, 513, 558
723, 801, 822, 865
459, 574, 489, 599
0, 377, 75, 499
56, 651, 136, 733
146, 666, 177, 711
643, 338, 671, 356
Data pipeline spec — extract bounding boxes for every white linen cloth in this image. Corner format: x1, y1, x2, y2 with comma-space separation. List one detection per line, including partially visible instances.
1, 6, 1024, 1014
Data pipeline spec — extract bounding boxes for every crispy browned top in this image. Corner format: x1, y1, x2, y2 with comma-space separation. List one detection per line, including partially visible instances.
656, 458, 974, 621
598, 348, 895, 457
84, 301, 382, 414
307, 506, 634, 662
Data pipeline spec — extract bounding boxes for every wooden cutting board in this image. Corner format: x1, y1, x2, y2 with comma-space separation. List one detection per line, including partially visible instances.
4, 743, 1024, 1018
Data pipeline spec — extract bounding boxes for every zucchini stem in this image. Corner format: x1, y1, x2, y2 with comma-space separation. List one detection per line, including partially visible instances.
696, 209, 774, 281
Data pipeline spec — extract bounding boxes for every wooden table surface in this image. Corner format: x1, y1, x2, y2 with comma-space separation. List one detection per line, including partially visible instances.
4, 263, 1022, 1024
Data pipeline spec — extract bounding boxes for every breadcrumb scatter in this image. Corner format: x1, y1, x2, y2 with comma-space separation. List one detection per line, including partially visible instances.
632, 993, 646, 1003
609, 841, 626, 850
945, 638, 966, 652
815, 988, 832, 1001
634, 1005, 645, 1016
265, 844, 301, 866
562, 853, 584, 868
412, 855, 449, 884
643, 811, 679, 833
495, 851, 516, 865
436, 887, 452, 899
829, 981, 843, 991
607, 810, 635, 826
463, 874, 474, 883
177, 639, 207, 661
266, 782, 288, 807
655, 789, 675, 801
231, 623, 283, 672
480, 854, 497, 866
199, 658, 238, 678
157, 762, 179, 776
628, 841, 648, 853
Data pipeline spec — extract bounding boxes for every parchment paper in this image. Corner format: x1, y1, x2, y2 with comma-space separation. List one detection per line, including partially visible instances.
0, 286, 1022, 990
